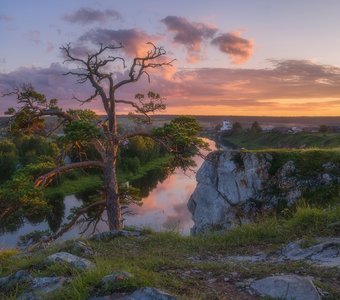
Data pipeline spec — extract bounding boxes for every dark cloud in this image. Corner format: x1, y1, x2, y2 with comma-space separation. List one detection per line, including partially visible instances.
211, 32, 253, 64
161, 16, 217, 62
63, 7, 122, 24
78, 28, 159, 56
0, 63, 94, 112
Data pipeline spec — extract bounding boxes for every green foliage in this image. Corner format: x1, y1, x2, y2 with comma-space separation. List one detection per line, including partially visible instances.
152, 116, 209, 170
9, 108, 45, 135
63, 119, 100, 142
0, 172, 48, 232
0, 140, 18, 183
14, 135, 59, 165
120, 136, 163, 170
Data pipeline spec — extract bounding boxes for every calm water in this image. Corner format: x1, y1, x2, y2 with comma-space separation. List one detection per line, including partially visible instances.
0, 139, 217, 249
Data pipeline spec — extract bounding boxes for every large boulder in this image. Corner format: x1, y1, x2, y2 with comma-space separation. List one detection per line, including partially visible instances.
250, 275, 320, 300
188, 151, 272, 234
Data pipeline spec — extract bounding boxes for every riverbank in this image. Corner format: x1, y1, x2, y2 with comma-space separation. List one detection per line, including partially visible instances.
219, 131, 340, 149
45, 155, 173, 200
0, 205, 339, 299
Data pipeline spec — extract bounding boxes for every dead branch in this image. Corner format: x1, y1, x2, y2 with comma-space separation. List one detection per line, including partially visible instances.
35, 160, 104, 187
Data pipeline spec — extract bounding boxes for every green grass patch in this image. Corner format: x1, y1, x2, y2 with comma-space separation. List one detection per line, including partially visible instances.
222, 131, 340, 150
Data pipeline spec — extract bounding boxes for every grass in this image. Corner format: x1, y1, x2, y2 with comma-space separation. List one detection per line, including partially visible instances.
1, 205, 339, 299
222, 131, 340, 150
44, 155, 172, 200
248, 147, 340, 177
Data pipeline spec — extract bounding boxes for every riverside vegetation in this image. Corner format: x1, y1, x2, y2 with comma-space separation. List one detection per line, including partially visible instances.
0, 122, 340, 299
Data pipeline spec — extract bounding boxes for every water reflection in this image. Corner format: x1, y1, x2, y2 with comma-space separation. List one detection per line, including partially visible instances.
0, 139, 217, 248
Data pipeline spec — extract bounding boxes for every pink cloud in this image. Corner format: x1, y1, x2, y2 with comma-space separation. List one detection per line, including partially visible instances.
161, 16, 217, 63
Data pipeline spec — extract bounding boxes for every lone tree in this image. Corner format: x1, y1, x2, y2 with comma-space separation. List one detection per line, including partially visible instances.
5, 42, 207, 236
250, 121, 262, 133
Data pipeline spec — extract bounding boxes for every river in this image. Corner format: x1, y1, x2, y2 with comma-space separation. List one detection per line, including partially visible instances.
0, 139, 217, 249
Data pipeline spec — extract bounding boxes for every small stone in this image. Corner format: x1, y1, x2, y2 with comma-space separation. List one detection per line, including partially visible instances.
45, 252, 95, 270
208, 278, 217, 284
230, 272, 239, 278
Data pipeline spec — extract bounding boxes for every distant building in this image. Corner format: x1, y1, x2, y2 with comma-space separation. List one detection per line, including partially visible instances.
220, 120, 233, 131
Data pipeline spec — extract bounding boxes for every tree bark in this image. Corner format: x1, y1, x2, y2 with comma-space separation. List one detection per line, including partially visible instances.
104, 144, 122, 230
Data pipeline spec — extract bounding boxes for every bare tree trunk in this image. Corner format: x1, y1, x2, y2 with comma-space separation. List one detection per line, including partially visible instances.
104, 144, 122, 230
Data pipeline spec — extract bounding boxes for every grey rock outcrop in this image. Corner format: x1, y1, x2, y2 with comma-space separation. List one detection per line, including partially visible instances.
45, 252, 95, 270
188, 151, 272, 233
281, 238, 340, 267
188, 150, 339, 234
250, 275, 320, 300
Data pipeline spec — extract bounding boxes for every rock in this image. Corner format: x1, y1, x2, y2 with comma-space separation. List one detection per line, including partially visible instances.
122, 287, 177, 300
188, 150, 340, 234
281, 238, 340, 267
226, 253, 267, 263
188, 151, 272, 234
31, 276, 67, 293
45, 252, 95, 270
18, 276, 68, 300
91, 230, 141, 241
250, 275, 320, 300
0, 270, 33, 289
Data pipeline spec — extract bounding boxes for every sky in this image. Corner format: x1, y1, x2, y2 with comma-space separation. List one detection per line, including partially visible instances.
1, 0, 340, 116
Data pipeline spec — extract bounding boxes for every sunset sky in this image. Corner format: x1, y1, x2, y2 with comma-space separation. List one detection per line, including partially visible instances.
1, 0, 340, 116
